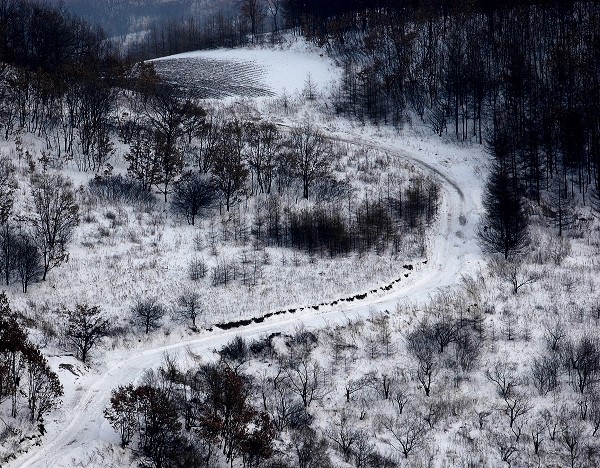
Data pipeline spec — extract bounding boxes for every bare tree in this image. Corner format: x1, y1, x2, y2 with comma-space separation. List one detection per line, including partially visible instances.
587, 391, 600, 437
383, 409, 429, 458
394, 388, 411, 414
421, 396, 447, 430
244, 121, 282, 194
193, 113, 221, 173
188, 256, 208, 281
0, 294, 63, 422
491, 257, 538, 294
543, 320, 566, 353
370, 372, 395, 400
181, 100, 208, 145
0, 296, 29, 417
0, 156, 15, 224
152, 130, 184, 202
285, 119, 335, 199
531, 354, 560, 395
266, 0, 282, 41
417, 315, 461, 354
211, 120, 248, 211
66, 303, 110, 363
291, 427, 333, 468
124, 125, 162, 191
0, 221, 17, 286
131, 82, 205, 201
171, 171, 217, 225
30, 172, 79, 280
24, 346, 63, 422
527, 415, 546, 457
303, 73, 318, 101
240, 0, 265, 43
502, 391, 532, 429
104, 383, 138, 448
485, 362, 518, 399
192, 363, 274, 466
325, 414, 365, 462
132, 298, 165, 334
13, 232, 43, 293
559, 413, 586, 468
285, 356, 328, 408
376, 315, 395, 357
500, 309, 519, 341
564, 335, 600, 394
406, 327, 438, 396
542, 407, 561, 442
134, 379, 182, 467
262, 370, 300, 432
352, 433, 377, 468
176, 290, 202, 328
218, 336, 249, 367
488, 427, 519, 467
343, 375, 370, 403
455, 328, 482, 372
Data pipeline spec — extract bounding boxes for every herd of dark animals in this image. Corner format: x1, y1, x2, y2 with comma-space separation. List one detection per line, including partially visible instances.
210, 262, 421, 331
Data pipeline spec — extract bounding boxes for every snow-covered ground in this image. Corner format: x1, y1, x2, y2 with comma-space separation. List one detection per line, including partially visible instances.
6, 37, 490, 467
10, 142, 483, 468
151, 37, 341, 101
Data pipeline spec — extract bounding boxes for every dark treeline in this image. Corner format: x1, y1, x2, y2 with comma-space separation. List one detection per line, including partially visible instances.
121, 0, 600, 232
0, 0, 122, 74
46, 0, 215, 37
282, 0, 583, 22
125, 1, 584, 57
105, 353, 276, 468
308, 1, 600, 227
0, 0, 128, 162
125, 0, 280, 61
127, 13, 252, 61
258, 181, 438, 257
283, 0, 590, 39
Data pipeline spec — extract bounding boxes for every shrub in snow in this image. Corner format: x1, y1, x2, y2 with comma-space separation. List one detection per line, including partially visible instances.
88, 174, 156, 209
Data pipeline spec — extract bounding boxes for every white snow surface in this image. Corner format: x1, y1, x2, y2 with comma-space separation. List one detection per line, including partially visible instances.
151, 36, 340, 101
8, 38, 487, 468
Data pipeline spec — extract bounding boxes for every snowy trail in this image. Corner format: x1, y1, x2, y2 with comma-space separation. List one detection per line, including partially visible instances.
9, 136, 482, 468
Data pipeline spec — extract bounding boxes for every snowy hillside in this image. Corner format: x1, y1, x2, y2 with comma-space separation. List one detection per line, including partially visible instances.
0, 36, 489, 468
2, 21, 600, 468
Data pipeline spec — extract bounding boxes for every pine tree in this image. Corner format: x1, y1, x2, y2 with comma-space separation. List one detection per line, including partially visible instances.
478, 163, 530, 260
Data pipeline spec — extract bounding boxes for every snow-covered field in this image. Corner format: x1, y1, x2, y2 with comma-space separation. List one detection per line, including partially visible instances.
152, 38, 341, 101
